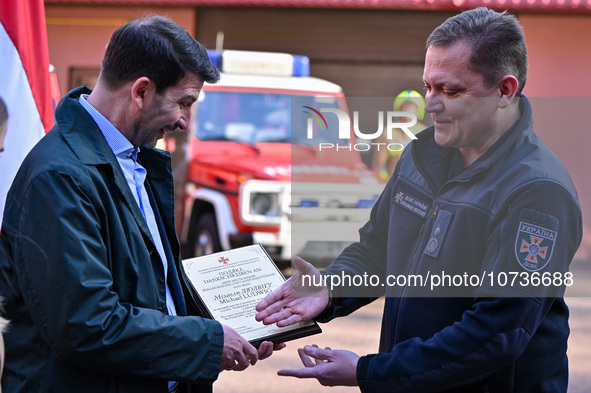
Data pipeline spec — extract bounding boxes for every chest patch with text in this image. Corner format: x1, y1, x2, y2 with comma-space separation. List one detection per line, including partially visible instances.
394, 191, 430, 219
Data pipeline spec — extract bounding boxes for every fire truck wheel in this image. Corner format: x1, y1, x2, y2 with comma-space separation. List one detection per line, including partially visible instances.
190, 212, 221, 257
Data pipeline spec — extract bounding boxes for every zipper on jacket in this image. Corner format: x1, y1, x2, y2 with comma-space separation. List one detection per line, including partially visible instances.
418, 205, 439, 235
392, 201, 439, 341
405, 203, 439, 287
411, 204, 438, 267
431, 205, 440, 219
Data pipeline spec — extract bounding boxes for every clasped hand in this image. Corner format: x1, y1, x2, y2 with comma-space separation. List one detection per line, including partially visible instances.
220, 324, 285, 372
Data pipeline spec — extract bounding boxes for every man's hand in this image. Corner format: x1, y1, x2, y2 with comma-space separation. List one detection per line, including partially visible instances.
257, 341, 287, 361
220, 325, 258, 371
255, 257, 329, 327
278, 345, 359, 386
220, 326, 286, 371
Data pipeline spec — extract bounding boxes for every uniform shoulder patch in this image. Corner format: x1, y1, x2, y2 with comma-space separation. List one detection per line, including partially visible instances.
514, 209, 559, 272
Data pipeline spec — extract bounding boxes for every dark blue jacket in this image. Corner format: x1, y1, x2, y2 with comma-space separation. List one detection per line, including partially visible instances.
319, 97, 582, 392
0, 87, 223, 393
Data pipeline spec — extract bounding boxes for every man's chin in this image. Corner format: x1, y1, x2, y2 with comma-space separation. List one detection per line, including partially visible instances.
147, 130, 166, 149
434, 129, 451, 147
140, 138, 159, 150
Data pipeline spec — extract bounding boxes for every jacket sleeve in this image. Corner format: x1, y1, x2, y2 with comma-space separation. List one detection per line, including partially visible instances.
9, 169, 223, 384
356, 180, 582, 392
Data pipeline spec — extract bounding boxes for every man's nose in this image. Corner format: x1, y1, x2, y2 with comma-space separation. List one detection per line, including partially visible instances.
424, 95, 443, 113
176, 109, 192, 131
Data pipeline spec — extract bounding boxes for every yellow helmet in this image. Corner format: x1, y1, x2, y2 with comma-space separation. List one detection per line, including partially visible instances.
394, 90, 425, 121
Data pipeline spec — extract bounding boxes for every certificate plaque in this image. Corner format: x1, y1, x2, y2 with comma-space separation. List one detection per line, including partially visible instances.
182, 244, 321, 347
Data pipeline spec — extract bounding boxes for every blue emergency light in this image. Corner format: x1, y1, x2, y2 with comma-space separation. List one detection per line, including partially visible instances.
292, 55, 310, 77
207, 50, 222, 69
207, 50, 310, 77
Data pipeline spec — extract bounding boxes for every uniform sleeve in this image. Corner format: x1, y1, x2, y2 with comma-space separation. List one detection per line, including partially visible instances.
9, 170, 223, 384
356, 180, 582, 392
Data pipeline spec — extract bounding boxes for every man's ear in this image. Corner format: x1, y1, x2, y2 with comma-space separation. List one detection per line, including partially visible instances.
130, 77, 153, 110
498, 75, 519, 109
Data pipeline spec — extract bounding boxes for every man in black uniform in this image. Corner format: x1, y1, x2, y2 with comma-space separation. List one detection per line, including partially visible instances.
256, 8, 582, 393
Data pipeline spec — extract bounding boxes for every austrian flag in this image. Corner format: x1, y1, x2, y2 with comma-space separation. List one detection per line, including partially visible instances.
0, 0, 53, 225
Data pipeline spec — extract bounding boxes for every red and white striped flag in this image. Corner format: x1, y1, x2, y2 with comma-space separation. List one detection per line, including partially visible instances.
0, 0, 54, 225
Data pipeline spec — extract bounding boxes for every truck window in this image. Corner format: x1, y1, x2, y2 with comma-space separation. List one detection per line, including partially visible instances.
195, 91, 347, 146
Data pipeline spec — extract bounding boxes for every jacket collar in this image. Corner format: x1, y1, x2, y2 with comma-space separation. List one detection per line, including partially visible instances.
55, 86, 173, 181
55, 86, 115, 166
411, 95, 533, 193
54, 87, 175, 247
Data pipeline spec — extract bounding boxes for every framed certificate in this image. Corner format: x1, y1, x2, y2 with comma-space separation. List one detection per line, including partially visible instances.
182, 244, 321, 347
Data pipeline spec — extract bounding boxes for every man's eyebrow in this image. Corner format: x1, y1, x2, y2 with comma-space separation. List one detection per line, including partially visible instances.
442, 83, 465, 90
425, 79, 466, 91
183, 95, 198, 103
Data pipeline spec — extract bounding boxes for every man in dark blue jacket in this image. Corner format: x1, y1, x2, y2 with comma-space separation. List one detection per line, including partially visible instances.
256, 8, 582, 392
0, 15, 279, 393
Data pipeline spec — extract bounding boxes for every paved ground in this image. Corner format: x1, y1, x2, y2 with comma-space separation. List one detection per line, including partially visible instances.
566, 296, 591, 393
215, 261, 591, 392
565, 259, 591, 393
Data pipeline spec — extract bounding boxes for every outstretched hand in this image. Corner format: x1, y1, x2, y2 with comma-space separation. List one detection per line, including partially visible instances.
278, 345, 360, 387
255, 257, 329, 327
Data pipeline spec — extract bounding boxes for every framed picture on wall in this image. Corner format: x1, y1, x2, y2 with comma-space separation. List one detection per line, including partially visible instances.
70, 67, 100, 91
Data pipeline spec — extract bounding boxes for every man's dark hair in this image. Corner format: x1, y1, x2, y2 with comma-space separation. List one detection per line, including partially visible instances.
100, 15, 220, 93
426, 7, 528, 96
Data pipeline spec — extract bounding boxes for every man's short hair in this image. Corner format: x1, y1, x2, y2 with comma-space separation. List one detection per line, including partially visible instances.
99, 15, 220, 93
426, 7, 528, 96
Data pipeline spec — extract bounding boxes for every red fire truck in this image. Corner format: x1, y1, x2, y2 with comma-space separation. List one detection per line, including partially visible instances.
179, 50, 383, 265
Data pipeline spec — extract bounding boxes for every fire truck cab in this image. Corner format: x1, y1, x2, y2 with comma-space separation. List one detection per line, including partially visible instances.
180, 50, 383, 265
